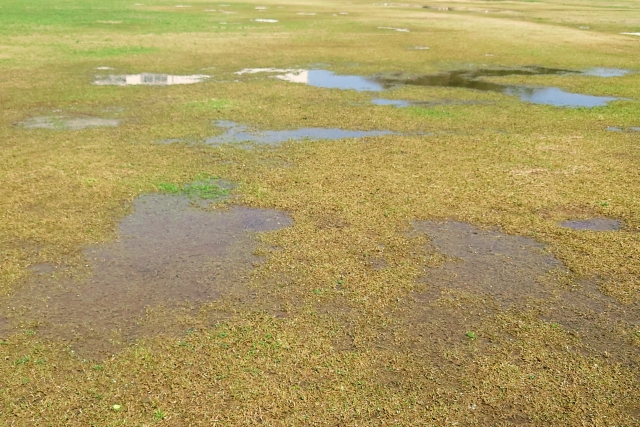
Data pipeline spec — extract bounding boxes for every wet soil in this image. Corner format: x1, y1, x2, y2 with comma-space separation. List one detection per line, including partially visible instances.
402, 221, 639, 365
412, 221, 562, 307
544, 280, 640, 364
19, 116, 120, 130
204, 120, 395, 146
559, 218, 622, 231
0, 194, 291, 357
94, 73, 210, 86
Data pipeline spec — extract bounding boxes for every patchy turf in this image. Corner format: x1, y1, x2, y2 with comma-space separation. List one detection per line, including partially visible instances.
1, 0, 639, 425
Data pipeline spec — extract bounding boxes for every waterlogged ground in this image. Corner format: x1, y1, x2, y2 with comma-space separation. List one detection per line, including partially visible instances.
1, 0, 640, 425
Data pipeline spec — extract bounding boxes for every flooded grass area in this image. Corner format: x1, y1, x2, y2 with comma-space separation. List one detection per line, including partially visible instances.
1, 0, 640, 424
1, 193, 290, 358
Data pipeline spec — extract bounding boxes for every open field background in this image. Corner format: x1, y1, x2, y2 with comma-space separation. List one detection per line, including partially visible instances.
1, 0, 639, 425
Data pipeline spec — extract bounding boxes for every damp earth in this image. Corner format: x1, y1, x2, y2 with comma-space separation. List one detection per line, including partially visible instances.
559, 218, 622, 231
0, 193, 291, 358
400, 221, 639, 364
411, 221, 563, 307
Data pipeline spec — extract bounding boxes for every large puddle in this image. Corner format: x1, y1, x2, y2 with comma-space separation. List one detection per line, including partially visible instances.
94, 73, 210, 86
0, 193, 291, 357
18, 116, 120, 130
239, 67, 626, 107
375, 67, 622, 107
203, 120, 395, 146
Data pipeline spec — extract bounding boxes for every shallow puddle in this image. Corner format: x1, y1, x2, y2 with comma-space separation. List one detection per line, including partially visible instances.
378, 26, 410, 32
0, 194, 291, 356
372, 98, 411, 107
19, 116, 120, 130
606, 126, 640, 133
559, 218, 621, 231
412, 221, 562, 306
94, 73, 210, 86
204, 120, 395, 146
583, 68, 632, 77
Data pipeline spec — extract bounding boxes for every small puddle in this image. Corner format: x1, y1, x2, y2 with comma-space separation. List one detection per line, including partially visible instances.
378, 26, 410, 32
582, 68, 632, 77
0, 192, 291, 357
18, 116, 121, 130
559, 218, 622, 231
203, 120, 395, 146
94, 73, 210, 86
372, 98, 411, 107
412, 221, 562, 306
606, 126, 640, 133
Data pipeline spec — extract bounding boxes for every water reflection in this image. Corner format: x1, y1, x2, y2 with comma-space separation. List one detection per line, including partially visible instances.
504, 86, 617, 107
276, 69, 384, 91
204, 120, 395, 146
94, 73, 210, 86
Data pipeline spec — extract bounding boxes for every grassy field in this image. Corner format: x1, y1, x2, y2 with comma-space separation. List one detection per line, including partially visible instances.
1, 0, 640, 425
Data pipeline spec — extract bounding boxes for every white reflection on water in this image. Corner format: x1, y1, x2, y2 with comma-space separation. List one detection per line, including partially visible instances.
94, 73, 210, 86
